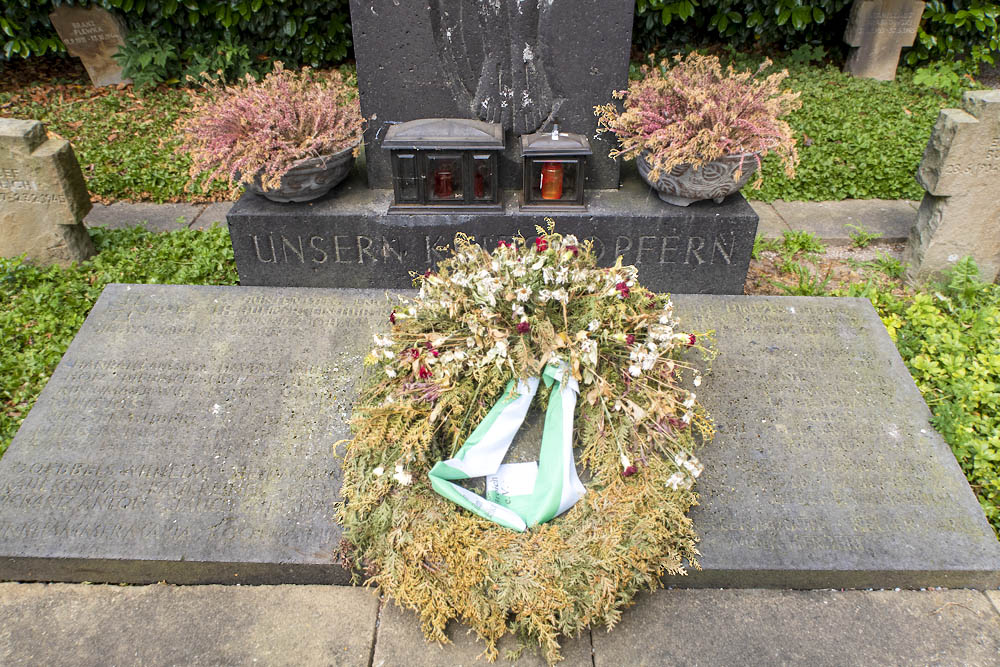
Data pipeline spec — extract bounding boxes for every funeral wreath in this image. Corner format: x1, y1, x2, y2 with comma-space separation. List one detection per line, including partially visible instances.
337, 224, 714, 663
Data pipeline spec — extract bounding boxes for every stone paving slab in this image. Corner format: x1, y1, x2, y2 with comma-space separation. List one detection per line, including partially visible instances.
191, 201, 232, 230
374, 600, 593, 666
84, 202, 203, 232
771, 199, 917, 245
592, 589, 1000, 667
0, 583, 378, 666
748, 200, 791, 239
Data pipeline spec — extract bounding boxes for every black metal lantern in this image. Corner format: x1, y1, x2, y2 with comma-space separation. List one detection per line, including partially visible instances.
382, 118, 504, 213
520, 125, 591, 212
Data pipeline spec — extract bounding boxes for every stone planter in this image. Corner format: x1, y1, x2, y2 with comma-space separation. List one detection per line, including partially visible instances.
246, 143, 357, 203
637, 151, 759, 207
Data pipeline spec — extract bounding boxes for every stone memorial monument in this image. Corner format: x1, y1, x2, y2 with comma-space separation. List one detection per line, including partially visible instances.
226, 0, 760, 294
0, 285, 997, 588
843, 0, 925, 81
0, 118, 95, 267
49, 5, 130, 88
905, 89, 1000, 282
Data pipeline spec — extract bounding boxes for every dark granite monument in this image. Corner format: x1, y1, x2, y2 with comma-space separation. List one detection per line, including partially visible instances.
227, 0, 760, 294
1, 285, 997, 588
227, 167, 758, 294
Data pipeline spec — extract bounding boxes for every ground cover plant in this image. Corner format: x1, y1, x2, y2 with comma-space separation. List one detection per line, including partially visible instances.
0, 225, 237, 456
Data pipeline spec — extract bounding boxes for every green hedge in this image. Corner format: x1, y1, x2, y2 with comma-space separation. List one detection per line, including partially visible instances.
633, 0, 999, 71
5, 2, 997, 81
2, 0, 351, 82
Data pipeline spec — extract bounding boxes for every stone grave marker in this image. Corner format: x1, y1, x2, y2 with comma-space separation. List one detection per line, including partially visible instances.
226, 168, 758, 294
905, 89, 1000, 282
843, 0, 925, 81
49, 6, 130, 88
1, 286, 997, 588
0, 118, 94, 266
348, 0, 634, 190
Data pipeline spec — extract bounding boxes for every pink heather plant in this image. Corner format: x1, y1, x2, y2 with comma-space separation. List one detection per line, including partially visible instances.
179, 63, 362, 194
595, 53, 801, 187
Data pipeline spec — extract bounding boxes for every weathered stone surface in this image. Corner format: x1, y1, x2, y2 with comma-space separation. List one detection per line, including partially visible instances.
48, 6, 129, 87
0, 284, 394, 584
226, 169, 759, 295
0, 583, 378, 666
770, 198, 916, 244
592, 589, 1000, 666
84, 202, 202, 232
375, 602, 592, 666
2, 290, 998, 587
0, 118, 94, 266
905, 90, 1000, 282
843, 0, 924, 81
667, 296, 1000, 588
348, 0, 633, 190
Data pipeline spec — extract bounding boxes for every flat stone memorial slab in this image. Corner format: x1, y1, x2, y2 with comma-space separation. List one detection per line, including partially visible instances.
0, 288, 998, 588
669, 296, 1000, 588
0, 284, 393, 585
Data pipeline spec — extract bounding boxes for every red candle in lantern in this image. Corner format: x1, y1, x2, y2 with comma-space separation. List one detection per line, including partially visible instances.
540, 162, 563, 200
434, 166, 453, 198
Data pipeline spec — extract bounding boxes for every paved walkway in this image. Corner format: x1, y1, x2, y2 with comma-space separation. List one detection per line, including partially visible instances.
22, 196, 997, 666
85, 198, 922, 246
0, 584, 997, 665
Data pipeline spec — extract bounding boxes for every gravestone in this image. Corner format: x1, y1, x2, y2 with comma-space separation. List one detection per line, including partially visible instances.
0, 284, 390, 585
1, 285, 997, 588
49, 6, 129, 88
904, 89, 1000, 282
228, 1, 759, 293
0, 118, 95, 267
348, 0, 633, 190
227, 169, 758, 294
843, 0, 925, 81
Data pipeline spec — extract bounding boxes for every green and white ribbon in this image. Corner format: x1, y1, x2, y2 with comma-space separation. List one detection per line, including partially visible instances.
428, 361, 586, 532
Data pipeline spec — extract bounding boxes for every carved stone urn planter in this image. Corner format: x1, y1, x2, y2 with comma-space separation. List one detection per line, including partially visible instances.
637, 151, 760, 207
246, 143, 357, 203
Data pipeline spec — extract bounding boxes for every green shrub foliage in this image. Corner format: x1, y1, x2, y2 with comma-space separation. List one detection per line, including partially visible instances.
2, 0, 351, 83
632, 0, 999, 70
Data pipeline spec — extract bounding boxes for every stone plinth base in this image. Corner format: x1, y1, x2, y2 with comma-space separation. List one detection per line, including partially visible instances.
226, 170, 759, 295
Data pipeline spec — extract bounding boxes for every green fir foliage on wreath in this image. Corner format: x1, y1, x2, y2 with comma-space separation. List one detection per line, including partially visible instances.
337, 224, 714, 663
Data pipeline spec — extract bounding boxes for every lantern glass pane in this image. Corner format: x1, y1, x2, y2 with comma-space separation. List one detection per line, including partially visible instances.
471, 154, 494, 201
529, 159, 579, 203
394, 154, 419, 202
427, 154, 463, 201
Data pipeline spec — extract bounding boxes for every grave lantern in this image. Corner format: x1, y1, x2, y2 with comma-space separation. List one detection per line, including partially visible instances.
382, 118, 503, 213
520, 125, 591, 212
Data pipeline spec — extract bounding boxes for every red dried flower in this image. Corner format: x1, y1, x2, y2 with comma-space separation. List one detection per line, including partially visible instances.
535, 237, 548, 252
516, 321, 531, 334
424, 269, 432, 278
418, 365, 432, 379
389, 310, 396, 325
688, 334, 696, 347
409, 348, 420, 359
623, 465, 637, 477
565, 244, 578, 256
498, 239, 511, 249
425, 342, 440, 357
626, 333, 636, 345
647, 299, 657, 310
616, 282, 630, 298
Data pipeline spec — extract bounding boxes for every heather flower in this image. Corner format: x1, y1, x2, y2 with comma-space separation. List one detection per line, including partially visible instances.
595, 53, 800, 188
179, 63, 363, 194
517, 320, 531, 334
535, 237, 549, 252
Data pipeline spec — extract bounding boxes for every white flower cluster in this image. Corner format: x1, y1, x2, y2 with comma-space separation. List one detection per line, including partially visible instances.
665, 452, 703, 491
